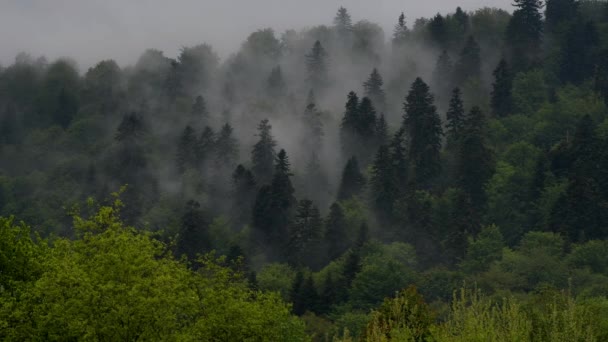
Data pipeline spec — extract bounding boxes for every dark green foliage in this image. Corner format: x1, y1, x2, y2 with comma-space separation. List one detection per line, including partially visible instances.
196, 126, 216, 168
232, 164, 257, 227
302, 90, 324, 151
375, 114, 389, 147
559, 19, 600, 85
371, 145, 399, 221
325, 202, 349, 261
306, 41, 328, 90
403, 78, 443, 188
115, 112, 145, 142
363, 68, 386, 113
453, 36, 481, 85
176, 200, 211, 260
214, 123, 239, 169
595, 50, 608, 105
340, 91, 360, 159
287, 199, 323, 268
545, 0, 579, 32
251, 119, 277, 185
505, 0, 544, 71
445, 88, 465, 149
491, 58, 514, 117
390, 128, 409, 194
432, 50, 453, 98
342, 248, 362, 289
319, 273, 337, 314
429, 14, 448, 49
337, 157, 366, 201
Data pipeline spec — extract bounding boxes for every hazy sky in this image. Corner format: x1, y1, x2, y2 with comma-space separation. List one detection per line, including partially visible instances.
0, 0, 512, 70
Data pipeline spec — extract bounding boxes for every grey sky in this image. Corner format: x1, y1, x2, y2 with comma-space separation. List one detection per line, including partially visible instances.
0, 0, 512, 70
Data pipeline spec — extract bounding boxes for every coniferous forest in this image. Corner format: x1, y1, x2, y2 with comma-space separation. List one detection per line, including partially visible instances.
2, 1, 608, 340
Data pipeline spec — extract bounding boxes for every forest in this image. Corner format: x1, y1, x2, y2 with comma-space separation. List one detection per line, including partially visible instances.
1, 0, 608, 340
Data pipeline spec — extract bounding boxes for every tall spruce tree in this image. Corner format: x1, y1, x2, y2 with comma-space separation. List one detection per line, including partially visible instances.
505, 0, 544, 71
176, 200, 211, 260
375, 114, 389, 148
432, 50, 453, 99
191, 95, 209, 118
429, 14, 448, 50
334, 7, 353, 39
453, 36, 481, 85
340, 91, 360, 160
390, 128, 409, 194
595, 50, 608, 105
371, 145, 399, 221
357, 97, 378, 163
177, 125, 197, 173
403, 78, 443, 188
302, 90, 324, 151
363, 68, 386, 113
267, 65, 287, 99
214, 123, 239, 170
337, 156, 366, 201
325, 202, 349, 261
196, 126, 215, 168
445, 88, 466, 150
393, 12, 409, 46
545, 0, 579, 32
287, 199, 323, 268
251, 119, 277, 185
491, 59, 514, 117
232, 164, 257, 228
306, 41, 329, 91
558, 19, 599, 85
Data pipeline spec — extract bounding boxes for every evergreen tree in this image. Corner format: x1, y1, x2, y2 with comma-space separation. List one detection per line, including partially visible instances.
505, 0, 544, 71
303, 152, 330, 211
337, 157, 366, 201
325, 202, 349, 261
251, 119, 277, 185
340, 91, 360, 161
214, 123, 239, 170
429, 14, 448, 50
445, 88, 466, 149
371, 145, 399, 221
545, 0, 579, 32
196, 126, 216, 168
176, 200, 211, 260
453, 7, 470, 36
355, 222, 370, 249
432, 50, 453, 99
375, 114, 389, 148
342, 248, 362, 289
491, 59, 514, 117
115, 112, 145, 143
287, 199, 323, 268
363, 68, 386, 113
232, 164, 257, 227
306, 41, 329, 90
357, 97, 378, 157
334, 7, 353, 39
191, 95, 209, 118
393, 12, 409, 46
403, 78, 443, 188
290, 270, 306, 315
319, 273, 337, 314
301, 275, 320, 314
558, 19, 600, 85
390, 128, 409, 194
176, 125, 197, 173
453, 36, 481, 85
456, 106, 495, 211
595, 50, 608, 105
267, 65, 287, 99
302, 90, 324, 151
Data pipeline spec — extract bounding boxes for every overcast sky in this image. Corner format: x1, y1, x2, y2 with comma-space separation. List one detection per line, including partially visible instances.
0, 0, 512, 70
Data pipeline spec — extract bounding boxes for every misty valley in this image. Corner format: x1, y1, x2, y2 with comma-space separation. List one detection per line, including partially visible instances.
2, 1, 608, 341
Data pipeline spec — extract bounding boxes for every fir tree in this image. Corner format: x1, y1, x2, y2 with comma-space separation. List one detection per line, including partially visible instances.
251, 119, 277, 185
432, 50, 453, 99
325, 202, 349, 261
232, 164, 257, 227
375, 114, 389, 148
337, 157, 366, 201
390, 128, 409, 194
302, 90, 324, 151
287, 199, 323, 268
340, 91, 360, 161
214, 123, 239, 170
371, 145, 399, 221
290, 270, 306, 315
403, 78, 443, 188
191, 95, 209, 118
429, 14, 448, 50
558, 19, 599, 85
363, 68, 386, 113
115, 112, 145, 143
595, 50, 608, 105
445, 88, 466, 149
545, 0, 579, 32
453, 36, 481, 85
505, 0, 544, 71
267, 65, 287, 99
196, 126, 215, 168
491, 59, 514, 117
334, 7, 353, 38
357, 97, 378, 148
393, 12, 409, 46
176, 125, 197, 173
454, 7, 470, 36
306, 41, 329, 90
319, 273, 337, 314
176, 200, 211, 260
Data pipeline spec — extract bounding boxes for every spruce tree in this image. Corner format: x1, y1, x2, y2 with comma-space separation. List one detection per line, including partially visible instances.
390, 128, 409, 194
357, 97, 378, 154
251, 119, 277, 185
545, 0, 578, 32
453, 36, 481, 85
287, 199, 323, 268
491, 59, 514, 117
177, 125, 197, 173
432, 50, 453, 99
306, 41, 329, 90
375, 114, 389, 148
196, 126, 216, 168
340, 91, 361, 160
429, 14, 448, 50
558, 20, 599, 85
191, 95, 209, 118
176, 200, 211, 260
454, 7, 470, 36
403, 78, 443, 188
337, 157, 366, 201
371, 145, 399, 221
319, 273, 337, 314
595, 50, 608, 105
505, 0, 544, 71
334, 7, 353, 39
214, 123, 239, 170
267, 65, 287, 99
445, 88, 466, 149
363, 68, 386, 113
290, 270, 306, 315
393, 12, 409, 46
302, 90, 324, 151
325, 202, 349, 261
232, 164, 257, 227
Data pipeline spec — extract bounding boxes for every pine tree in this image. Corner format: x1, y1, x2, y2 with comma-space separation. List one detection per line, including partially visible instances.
214, 123, 239, 170
325, 202, 349, 261
375, 114, 389, 148
267, 65, 287, 99
232, 164, 257, 227
196, 126, 215, 168
287, 199, 323, 268
456, 106, 495, 211
432, 50, 453, 99
363, 68, 386, 113
505, 0, 544, 71
191, 95, 209, 118
453, 36, 481, 85
357, 97, 378, 152
390, 128, 409, 194
177, 125, 197, 173
393, 12, 409, 46
429, 14, 448, 50
337, 157, 366, 201
371, 145, 399, 221
334, 7, 353, 39
176, 200, 211, 260
454, 7, 470, 36
302, 90, 324, 151
251, 119, 277, 185
491, 59, 514, 117
340, 91, 360, 161
306, 41, 329, 90
403, 78, 443, 188
445, 88, 466, 149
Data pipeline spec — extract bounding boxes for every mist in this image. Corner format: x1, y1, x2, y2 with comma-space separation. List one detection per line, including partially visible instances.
0, 0, 511, 68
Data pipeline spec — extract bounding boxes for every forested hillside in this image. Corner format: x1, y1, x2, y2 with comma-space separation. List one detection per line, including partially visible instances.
2, 0, 608, 340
